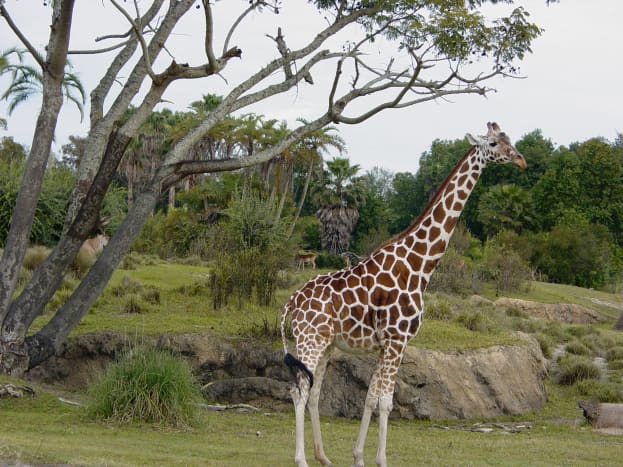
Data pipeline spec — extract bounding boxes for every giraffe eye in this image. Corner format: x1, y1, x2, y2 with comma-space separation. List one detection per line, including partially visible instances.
489, 142, 497, 147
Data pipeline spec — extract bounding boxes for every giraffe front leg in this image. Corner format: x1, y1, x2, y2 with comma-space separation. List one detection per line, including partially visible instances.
375, 394, 393, 467
374, 341, 405, 467
352, 363, 382, 467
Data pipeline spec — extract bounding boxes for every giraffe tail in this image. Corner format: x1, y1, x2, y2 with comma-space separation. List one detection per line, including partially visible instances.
280, 302, 314, 388
284, 353, 314, 389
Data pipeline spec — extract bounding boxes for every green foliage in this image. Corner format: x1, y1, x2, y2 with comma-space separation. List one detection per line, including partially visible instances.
110, 275, 161, 313
428, 246, 480, 295
387, 171, 419, 233
606, 347, 623, 362
565, 340, 592, 357
555, 355, 601, 385
210, 189, 293, 309
531, 223, 617, 288
477, 184, 535, 237
0, 140, 73, 246
455, 309, 498, 334
574, 379, 623, 403
532, 332, 553, 359
86, 346, 201, 427
481, 237, 531, 293
425, 295, 453, 321
315, 251, 347, 269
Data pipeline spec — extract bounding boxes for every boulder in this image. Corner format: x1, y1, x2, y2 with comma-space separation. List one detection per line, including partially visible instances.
320, 332, 547, 419
578, 400, 623, 434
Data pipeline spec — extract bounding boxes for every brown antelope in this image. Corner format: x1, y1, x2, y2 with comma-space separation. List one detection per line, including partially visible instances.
79, 233, 109, 258
295, 252, 316, 270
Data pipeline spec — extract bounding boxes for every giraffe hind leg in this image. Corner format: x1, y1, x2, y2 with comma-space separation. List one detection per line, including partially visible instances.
308, 349, 333, 466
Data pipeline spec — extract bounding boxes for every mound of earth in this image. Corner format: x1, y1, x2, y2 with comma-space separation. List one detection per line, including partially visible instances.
25, 331, 547, 420
493, 298, 606, 324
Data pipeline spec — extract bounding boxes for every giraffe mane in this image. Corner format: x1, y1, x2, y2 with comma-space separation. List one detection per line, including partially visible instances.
373, 145, 477, 252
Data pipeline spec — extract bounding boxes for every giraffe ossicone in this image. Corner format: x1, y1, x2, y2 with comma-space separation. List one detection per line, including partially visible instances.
280, 122, 526, 467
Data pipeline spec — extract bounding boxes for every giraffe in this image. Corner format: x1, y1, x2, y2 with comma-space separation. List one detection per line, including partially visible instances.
280, 122, 526, 467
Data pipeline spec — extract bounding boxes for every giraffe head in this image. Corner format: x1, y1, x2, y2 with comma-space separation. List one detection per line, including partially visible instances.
466, 122, 527, 169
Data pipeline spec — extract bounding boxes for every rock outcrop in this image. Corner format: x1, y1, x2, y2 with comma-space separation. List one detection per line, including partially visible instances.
494, 298, 605, 324
26, 331, 547, 420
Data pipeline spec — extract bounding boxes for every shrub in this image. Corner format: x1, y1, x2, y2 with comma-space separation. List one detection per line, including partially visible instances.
315, 251, 346, 269
22, 246, 50, 271
565, 340, 593, 356
86, 346, 201, 427
575, 379, 623, 403
428, 246, 481, 296
555, 355, 601, 385
111, 275, 144, 296
426, 296, 453, 321
455, 309, 497, 334
122, 293, 147, 314
606, 347, 623, 362
533, 332, 553, 359
175, 280, 209, 297
481, 241, 531, 293
608, 360, 623, 371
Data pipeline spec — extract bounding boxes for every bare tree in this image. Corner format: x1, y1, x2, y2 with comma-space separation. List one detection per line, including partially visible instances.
0, 0, 542, 374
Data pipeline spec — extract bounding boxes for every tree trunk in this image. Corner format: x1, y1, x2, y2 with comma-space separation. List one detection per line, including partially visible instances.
0, 0, 74, 322
288, 158, 314, 238
26, 183, 161, 368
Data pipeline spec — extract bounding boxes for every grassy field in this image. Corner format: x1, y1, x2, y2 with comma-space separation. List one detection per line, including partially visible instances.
2, 381, 623, 466
4, 258, 623, 465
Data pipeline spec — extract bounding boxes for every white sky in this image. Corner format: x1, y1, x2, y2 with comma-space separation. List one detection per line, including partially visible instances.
1, 0, 622, 173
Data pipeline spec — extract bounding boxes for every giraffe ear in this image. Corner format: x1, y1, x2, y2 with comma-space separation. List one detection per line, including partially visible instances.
466, 133, 481, 146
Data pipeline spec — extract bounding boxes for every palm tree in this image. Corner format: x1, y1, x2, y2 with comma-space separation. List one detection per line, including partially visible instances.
315, 157, 365, 254
0, 48, 85, 120
477, 184, 535, 237
287, 123, 345, 236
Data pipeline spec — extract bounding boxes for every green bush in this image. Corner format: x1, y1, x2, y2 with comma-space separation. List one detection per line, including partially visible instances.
555, 355, 601, 385
533, 332, 553, 359
575, 379, 623, 403
426, 296, 453, 321
565, 340, 593, 356
455, 309, 498, 334
121, 293, 147, 314
428, 246, 481, 296
608, 360, 623, 371
481, 240, 531, 293
315, 251, 346, 269
606, 347, 623, 362
86, 346, 201, 427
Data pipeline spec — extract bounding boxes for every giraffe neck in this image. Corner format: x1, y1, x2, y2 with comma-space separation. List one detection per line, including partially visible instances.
388, 146, 485, 285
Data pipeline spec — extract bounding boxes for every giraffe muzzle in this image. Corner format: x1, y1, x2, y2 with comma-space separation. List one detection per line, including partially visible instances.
512, 153, 527, 170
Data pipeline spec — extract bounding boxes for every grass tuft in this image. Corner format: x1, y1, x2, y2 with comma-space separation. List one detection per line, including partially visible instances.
555, 354, 601, 385
85, 345, 202, 428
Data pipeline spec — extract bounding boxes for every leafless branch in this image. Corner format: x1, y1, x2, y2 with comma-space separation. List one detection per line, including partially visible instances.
69, 40, 132, 55
202, 0, 219, 72
0, 3, 45, 69
110, 0, 158, 83
222, 1, 263, 58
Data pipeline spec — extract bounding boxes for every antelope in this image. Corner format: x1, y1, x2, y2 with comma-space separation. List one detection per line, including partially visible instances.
296, 252, 316, 270
79, 233, 109, 258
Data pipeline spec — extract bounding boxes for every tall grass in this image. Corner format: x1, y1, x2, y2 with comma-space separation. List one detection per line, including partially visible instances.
86, 346, 202, 428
